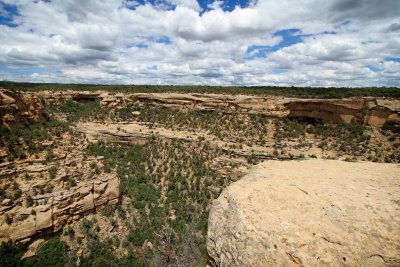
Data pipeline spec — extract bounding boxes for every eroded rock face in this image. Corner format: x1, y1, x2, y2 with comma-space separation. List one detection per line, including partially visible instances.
284, 98, 400, 127
207, 160, 400, 267
0, 174, 119, 242
35, 90, 400, 127
0, 88, 43, 126
36, 90, 288, 117
284, 99, 365, 123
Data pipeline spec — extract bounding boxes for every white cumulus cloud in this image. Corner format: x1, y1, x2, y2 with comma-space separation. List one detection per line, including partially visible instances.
0, 0, 399, 86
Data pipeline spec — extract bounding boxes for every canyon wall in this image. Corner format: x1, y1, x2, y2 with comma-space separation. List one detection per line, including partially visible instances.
0, 159, 120, 243
0, 89, 43, 126
35, 90, 400, 127
1, 88, 399, 128
284, 98, 400, 127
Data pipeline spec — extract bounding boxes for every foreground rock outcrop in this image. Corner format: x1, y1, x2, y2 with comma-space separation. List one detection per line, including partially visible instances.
207, 160, 400, 266
0, 89, 43, 126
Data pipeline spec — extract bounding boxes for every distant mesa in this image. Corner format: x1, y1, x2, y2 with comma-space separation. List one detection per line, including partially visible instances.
5, 88, 397, 128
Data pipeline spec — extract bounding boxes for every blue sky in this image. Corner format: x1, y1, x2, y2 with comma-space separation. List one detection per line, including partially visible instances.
0, 0, 399, 86
0, 2, 18, 27
245, 29, 303, 60
197, 0, 254, 12
123, 0, 255, 12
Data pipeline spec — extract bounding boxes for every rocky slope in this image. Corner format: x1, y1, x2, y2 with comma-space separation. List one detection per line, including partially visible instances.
34, 90, 400, 127
207, 159, 400, 267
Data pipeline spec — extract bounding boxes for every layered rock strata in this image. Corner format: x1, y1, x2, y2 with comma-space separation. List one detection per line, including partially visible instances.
35, 90, 400, 127
284, 98, 400, 127
0, 173, 119, 243
0, 89, 43, 126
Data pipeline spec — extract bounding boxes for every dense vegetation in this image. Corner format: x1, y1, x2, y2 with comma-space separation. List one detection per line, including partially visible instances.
1, 101, 231, 265
117, 104, 268, 144
0, 118, 69, 163
273, 118, 400, 162
48, 100, 108, 123
2, 81, 400, 98
0, 238, 71, 267
84, 136, 226, 266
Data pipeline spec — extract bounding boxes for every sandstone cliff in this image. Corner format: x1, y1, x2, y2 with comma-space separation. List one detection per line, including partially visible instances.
0, 88, 398, 128
0, 89, 43, 126
284, 98, 400, 127
207, 160, 400, 267
0, 171, 119, 243
35, 90, 400, 127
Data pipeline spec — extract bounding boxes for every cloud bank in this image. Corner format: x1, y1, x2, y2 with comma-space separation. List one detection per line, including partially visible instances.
0, 0, 399, 86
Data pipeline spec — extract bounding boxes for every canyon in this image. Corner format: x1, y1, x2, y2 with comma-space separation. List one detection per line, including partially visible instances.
0, 87, 399, 266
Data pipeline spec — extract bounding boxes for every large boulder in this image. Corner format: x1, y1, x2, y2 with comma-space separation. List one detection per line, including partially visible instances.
207, 159, 400, 267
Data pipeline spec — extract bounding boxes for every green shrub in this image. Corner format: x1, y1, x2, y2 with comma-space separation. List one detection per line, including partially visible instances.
25, 195, 34, 207
247, 153, 259, 165
45, 149, 54, 162
127, 228, 151, 246
4, 214, 12, 225
101, 204, 114, 217
45, 184, 54, 193
197, 211, 209, 236
79, 240, 119, 267
34, 237, 68, 267
81, 218, 93, 234
17, 214, 29, 221
64, 226, 75, 239
90, 161, 97, 169
48, 166, 57, 179
343, 157, 357, 162
0, 241, 25, 267
13, 189, 22, 200
388, 134, 398, 142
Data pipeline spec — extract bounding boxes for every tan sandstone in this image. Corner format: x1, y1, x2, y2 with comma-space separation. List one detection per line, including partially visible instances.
207, 159, 400, 267
0, 174, 120, 242
0, 88, 43, 126
34, 90, 400, 127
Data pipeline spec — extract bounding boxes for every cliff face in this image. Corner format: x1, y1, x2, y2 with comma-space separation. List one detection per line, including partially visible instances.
207, 160, 400, 267
0, 169, 120, 242
0, 89, 43, 126
37, 90, 288, 117
284, 98, 400, 127
36, 90, 400, 127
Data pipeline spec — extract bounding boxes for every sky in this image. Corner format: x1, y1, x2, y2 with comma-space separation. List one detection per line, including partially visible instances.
0, 0, 399, 86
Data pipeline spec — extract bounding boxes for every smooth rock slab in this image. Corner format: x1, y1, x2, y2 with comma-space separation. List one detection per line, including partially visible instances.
207, 159, 400, 267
